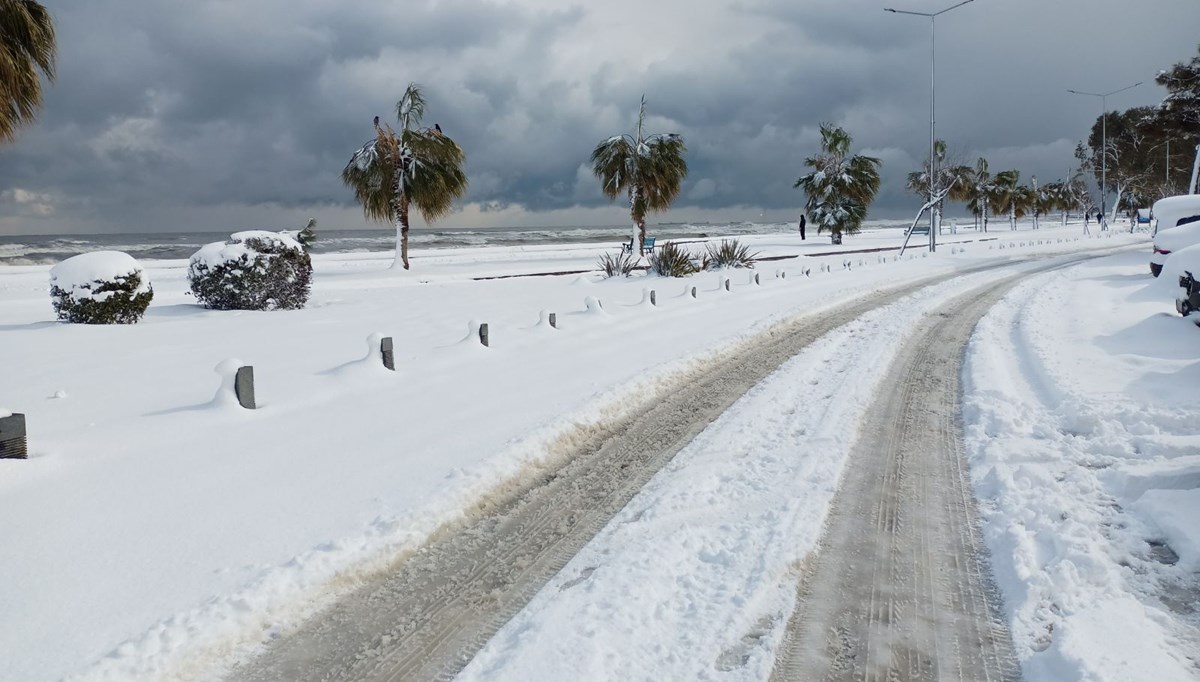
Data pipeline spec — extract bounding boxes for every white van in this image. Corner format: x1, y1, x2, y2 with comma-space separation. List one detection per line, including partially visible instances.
1149, 194, 1200, 276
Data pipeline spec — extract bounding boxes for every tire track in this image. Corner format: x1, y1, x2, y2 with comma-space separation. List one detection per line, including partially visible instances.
767, 261, 1092, 682
232, 254, 1115, 682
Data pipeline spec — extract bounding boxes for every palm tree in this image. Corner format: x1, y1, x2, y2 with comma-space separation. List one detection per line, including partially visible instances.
1, 0, 55, 142
1041, 180, 1069, 226
591, 96, 687, 255
342, 84, 468, 270
1030, 176, 1063, 230
794, 124, 882, 245
964, 157, 993, 231
991, 170, 1033, 230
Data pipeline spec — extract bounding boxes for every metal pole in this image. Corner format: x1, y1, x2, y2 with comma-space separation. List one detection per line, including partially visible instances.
1066, 82, 1141, 222
884, 0, 975, 253
1101, 94, 1107, 222
929, 14, 937, 252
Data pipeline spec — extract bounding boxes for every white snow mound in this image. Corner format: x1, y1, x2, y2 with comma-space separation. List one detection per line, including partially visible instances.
49, 251, 149, 301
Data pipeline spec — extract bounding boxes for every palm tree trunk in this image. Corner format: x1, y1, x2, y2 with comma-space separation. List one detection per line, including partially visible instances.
399, 201, 410, 270
388, 138, 411, 271
982, 199, 989, 232
629, 185, 644, 255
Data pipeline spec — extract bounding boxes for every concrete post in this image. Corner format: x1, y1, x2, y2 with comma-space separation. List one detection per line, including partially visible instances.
235, 366, 256, 410
650, 290, 657, 306
380, 336, 395, 371
754, 273, 760, 285
0, 413, 27, 459
549, 313, 557, 329
724, 278, 731, 292
690, 286, 697, 298
479, 323, 489, 347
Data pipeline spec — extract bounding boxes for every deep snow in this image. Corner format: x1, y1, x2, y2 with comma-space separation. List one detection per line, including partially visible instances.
0, 222, 1190, 681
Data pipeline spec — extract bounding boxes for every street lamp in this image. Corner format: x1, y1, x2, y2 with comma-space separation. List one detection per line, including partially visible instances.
885, 0, 976, 253
1067, 81, 1142, 224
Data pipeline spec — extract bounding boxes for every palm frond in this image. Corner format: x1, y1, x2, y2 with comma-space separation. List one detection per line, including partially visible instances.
592, 98, 687, 223
0, 0, 56, 141
590, 136, 635, 199
396, 83, 426, 131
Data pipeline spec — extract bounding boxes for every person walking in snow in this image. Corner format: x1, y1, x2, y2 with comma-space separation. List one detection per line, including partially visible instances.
799, 214, 807, 240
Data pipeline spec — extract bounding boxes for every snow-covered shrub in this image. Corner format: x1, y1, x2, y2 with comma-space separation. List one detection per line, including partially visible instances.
597, 250, 638, 278
702, 239, 759, 270
49, 251, 153, 324
649, 241, 699, 277
188, 231, 312, 311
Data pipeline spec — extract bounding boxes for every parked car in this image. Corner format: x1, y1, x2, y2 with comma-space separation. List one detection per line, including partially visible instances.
1149, 194, 1200, 276
1160, 242, 1200, 322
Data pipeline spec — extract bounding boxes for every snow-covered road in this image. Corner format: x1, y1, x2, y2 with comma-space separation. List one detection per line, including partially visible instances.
5, 224, 1194, 681
232, 255, 1015, 681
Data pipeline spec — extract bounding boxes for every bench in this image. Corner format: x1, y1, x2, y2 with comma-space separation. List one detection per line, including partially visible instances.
622, 236, 657, 254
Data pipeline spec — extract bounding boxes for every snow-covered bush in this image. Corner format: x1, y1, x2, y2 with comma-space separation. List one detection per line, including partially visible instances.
597, 250, 638, 278
649, 241, 699, 277
701, 239, 758, 270
49, 251, 153, 324
188, 231, 312, 311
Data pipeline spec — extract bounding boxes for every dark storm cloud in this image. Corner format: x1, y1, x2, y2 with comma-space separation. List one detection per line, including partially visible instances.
1, 0, 1198, 234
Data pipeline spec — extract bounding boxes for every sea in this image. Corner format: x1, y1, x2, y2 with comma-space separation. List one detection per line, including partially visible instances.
0, 220, 915, 267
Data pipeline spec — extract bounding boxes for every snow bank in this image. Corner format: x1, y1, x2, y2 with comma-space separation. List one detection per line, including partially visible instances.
964, 251, 1200, 682
1132, 489, 1200, 570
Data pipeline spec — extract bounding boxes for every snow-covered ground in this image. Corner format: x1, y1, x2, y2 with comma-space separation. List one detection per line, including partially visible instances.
964, 250, 1200, 681
0, 222, 1190, 681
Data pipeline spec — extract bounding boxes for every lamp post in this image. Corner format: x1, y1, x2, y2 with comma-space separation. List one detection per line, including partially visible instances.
885, 0, 975, 253
1067, 82, 1142, 223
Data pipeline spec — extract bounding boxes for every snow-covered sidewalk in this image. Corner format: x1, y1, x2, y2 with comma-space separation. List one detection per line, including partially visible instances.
964, 251, 1200, 681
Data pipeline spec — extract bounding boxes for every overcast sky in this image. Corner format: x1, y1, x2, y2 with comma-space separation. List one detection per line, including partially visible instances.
1, 0, 1197, 235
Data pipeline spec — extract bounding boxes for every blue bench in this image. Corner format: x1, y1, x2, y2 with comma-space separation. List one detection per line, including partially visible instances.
623, 236, 657, 253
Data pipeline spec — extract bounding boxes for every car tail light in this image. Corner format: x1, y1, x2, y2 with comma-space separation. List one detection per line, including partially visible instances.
1154, 247, 1172, 255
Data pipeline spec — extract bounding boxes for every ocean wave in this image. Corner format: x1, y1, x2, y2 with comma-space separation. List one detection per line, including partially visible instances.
0, 220, 919, 267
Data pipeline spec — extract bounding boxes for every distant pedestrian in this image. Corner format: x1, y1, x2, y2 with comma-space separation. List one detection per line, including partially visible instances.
799, 214, 807, 240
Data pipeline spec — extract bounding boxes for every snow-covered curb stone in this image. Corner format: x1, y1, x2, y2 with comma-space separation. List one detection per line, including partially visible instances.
49, 251, 153, 324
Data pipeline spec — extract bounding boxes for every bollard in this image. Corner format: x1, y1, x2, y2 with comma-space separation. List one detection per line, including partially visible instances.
690, 286, 697, 299
753, 273, 760, 285
0, 413, 27, 459
724, 278, 731, 292
549, 312, 557, 329
235, 366, 256, 410
781, 271, 786, 280
380, 336, 395, 371
650, 290, 657, 306
479, 323, 490, 347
